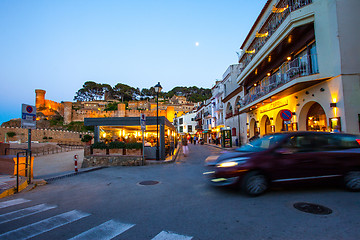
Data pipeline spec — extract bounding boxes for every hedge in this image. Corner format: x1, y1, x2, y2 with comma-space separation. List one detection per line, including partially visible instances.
92, 141, 142, 150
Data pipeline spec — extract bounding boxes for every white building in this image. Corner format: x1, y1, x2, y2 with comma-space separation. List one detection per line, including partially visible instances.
235, 0, 360, 142
175, 112, 197, 135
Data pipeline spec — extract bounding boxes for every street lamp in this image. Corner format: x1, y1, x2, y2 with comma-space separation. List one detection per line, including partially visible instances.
154, 82, 162, 160
236, 101, 241, 146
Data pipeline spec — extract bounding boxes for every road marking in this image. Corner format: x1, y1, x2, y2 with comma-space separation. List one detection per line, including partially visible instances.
0, 204, 57, 224
0, 210, 90, 240
152, 231, 193, 240
69, 219, 135, 240
0, 199, 31, 209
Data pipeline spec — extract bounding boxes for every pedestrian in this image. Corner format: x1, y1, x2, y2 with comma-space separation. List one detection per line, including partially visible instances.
181, 136, 189, 157
193, 136, 196, 145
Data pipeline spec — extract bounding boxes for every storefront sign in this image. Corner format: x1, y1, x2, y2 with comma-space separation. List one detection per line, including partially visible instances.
260, 99, 288, 113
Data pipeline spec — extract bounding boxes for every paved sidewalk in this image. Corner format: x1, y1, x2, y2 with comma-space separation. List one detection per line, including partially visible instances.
0, 175, 28, 199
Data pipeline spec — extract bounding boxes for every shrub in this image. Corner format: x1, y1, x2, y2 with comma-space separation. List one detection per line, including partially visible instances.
125, 142, 142, 149
81, 134, 93, 142
108, 141, 126, 149
6, 132, 16, 138
92, 142, 107, 149
43, 136, 48, 139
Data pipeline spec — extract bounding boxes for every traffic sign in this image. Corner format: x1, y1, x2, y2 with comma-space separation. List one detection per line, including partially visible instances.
280, 109, 293, 121
21, 104, 37, 129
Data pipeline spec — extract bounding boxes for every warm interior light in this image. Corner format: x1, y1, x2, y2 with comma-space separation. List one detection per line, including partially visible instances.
102, 132, 106, 138
267, 73, 271, 76
254, 83, 257, 87
287, 56, 291, 61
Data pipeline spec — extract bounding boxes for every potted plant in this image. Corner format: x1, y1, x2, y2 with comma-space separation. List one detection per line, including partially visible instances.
91, 142, 108, 155
108, 141, 126, 155
81, 134, 93, 145
125, 142, 142, 155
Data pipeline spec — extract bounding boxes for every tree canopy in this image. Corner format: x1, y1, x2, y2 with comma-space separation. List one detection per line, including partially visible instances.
74, 82, 211, 103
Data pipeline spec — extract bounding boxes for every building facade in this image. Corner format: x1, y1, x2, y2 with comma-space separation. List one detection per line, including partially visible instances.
235, 0, 360, 141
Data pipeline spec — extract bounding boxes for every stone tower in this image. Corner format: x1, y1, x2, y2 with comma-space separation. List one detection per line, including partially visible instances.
63, 101, 73, 125
35, 89, 46, 109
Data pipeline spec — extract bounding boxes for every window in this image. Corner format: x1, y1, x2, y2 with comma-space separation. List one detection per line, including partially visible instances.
179, 126, 183, 133
179, 118, 183, 124
188, 125, 192, 133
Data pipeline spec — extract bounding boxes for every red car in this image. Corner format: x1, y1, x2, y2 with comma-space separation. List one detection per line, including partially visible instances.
204, 132, 360, 196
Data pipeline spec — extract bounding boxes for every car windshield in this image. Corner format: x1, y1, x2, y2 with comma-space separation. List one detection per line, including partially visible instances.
236, 134, 286, 152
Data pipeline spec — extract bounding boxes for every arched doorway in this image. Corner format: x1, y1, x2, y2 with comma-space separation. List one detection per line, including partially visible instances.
260, 115, 272, 135
306, 102, 327, 131
249, 118, 257, 137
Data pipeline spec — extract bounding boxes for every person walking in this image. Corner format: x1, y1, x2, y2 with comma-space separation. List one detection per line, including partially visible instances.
182, 136, 189, 157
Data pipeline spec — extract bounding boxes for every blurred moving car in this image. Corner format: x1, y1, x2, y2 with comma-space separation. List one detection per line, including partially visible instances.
204, 132, 360, 196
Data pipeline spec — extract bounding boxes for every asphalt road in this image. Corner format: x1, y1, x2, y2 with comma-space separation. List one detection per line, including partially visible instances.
1, 144, 360, 240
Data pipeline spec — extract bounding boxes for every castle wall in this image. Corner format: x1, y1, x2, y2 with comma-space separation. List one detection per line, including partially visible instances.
0, 126, 92, 144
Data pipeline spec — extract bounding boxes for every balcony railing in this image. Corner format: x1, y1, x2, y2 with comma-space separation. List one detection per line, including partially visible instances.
239, 0, 313, 70
239, 54, 318, 108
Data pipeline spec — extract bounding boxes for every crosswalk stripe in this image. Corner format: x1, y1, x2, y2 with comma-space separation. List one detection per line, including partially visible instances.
0, 204, 57, 224
0, 199, 31, 209
0, 210, 90, 240
69, 219, 135, 240
152, 231, 193, 240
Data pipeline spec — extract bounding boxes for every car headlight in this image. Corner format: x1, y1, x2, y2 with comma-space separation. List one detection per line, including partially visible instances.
217, 157, 249, 168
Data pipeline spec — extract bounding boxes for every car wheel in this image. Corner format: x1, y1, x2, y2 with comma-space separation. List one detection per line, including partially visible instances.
242, 171, 268, 196
344, 171, 360, 191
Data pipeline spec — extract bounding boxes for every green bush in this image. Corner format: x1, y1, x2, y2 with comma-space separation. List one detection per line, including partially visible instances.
92, 142, 107, 149
108, 141, 126, 149
91, 141, 142, 150
43, 136, 48, 139
125, 142, 142, 149
81, 134, 93, 142
6, 132, 16, 138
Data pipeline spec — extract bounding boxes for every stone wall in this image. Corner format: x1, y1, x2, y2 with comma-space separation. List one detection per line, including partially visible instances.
0, 127, 92, 144
82, 155, 143, 167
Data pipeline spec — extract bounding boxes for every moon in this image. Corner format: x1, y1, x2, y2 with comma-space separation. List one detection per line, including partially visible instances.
195, 42, 199, 46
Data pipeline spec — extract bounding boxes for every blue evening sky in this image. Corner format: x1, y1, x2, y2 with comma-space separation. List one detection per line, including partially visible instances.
0, 0, 267, 124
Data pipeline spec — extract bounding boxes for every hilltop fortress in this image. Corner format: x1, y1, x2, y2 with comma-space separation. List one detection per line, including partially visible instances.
35, 89, 196, 124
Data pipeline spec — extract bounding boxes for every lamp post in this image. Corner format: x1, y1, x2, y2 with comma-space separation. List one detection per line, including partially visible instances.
236, 101, 241, 147
154, 82, 162, 160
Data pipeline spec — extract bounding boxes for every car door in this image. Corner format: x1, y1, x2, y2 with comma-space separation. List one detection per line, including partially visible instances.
270, 134, 330, 183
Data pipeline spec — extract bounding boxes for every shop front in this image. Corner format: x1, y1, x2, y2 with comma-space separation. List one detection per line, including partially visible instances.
243, 80, 345, 141
84, 116, 177, 160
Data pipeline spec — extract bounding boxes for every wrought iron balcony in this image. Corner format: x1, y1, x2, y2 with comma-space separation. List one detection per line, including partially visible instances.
239, 54, 319, 108
239, 0, 313, 70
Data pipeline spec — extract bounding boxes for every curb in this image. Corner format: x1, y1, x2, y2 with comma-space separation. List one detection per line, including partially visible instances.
38, 166, 106, 182
146, 145, 180, 165
0, 178, 28, 199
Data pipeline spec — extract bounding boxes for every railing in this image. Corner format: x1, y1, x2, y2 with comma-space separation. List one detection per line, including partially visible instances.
239, 0, 313, 70
239, 54, 318, 108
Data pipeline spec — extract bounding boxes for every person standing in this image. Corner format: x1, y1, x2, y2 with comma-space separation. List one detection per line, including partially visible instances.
182, 136, 189, 157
